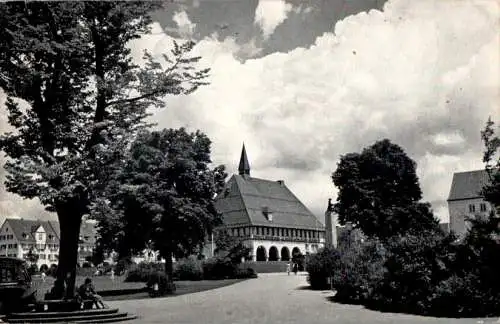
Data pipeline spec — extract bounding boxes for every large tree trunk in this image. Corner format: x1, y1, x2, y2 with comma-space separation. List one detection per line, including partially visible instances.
52, 203, 83, 299
164, 250, 173, 283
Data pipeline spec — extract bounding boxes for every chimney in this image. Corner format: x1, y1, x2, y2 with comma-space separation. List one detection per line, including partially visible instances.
277, 180, 284, 186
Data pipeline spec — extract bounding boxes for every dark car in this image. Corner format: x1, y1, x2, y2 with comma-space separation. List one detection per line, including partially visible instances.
0, 257, 37, 314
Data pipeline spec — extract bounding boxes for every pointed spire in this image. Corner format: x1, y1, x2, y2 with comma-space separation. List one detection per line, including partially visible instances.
238, 143, 250, 176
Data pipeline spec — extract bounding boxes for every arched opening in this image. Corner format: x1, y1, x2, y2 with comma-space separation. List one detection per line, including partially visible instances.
292, 247, 301, 257
39, 264, 48, 273
281, 247, 290, 261
269, 246, 279, 261
256, 246, 267, 261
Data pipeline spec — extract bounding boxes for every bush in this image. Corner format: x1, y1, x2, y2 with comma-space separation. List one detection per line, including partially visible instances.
125, 262, 165, 282
173, 257, 203, 281
114, 257, 133, 275
233, 267, 257, 279
332, 238, 386, 304
202, 257, 237, 280
306, 247, 339, 290
367, 231, 453, 314
146, 271, 176, 295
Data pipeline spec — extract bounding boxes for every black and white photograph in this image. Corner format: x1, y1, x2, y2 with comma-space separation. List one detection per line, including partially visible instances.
0, 0, 498, 323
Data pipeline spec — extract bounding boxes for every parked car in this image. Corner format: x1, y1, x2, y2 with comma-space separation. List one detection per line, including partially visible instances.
0, 257, 37, 314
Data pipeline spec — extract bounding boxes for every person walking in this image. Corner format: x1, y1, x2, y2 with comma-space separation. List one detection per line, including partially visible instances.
286, 262, 291, 275
293, 262, 298, 275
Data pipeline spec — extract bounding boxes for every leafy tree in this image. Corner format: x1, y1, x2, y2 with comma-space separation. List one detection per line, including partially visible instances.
481, 117, 500, 212
94, 128, 227, 282
332, 139, 439, 239
0, 2, 209, 298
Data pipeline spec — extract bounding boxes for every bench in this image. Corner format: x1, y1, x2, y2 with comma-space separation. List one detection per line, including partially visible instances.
36, 298, 97, 312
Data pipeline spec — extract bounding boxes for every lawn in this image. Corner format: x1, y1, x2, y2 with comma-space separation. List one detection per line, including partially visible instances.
32, 275, 246, 302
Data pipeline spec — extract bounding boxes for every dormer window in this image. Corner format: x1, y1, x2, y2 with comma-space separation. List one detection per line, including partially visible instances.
262, 206, 273, 222
22, 233, 28, 239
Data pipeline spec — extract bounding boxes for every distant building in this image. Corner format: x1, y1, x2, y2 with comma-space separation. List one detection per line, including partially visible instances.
212, 144, 326, 261
448, 169, 495, 237
0, 218, 98, 270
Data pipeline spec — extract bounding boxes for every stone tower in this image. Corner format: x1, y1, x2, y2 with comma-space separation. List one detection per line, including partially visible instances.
324, 198, 337, 248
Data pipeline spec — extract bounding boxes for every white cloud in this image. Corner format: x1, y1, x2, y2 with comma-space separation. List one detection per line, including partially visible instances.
150, 0, 499, 223
1, 0, 498, 226
173, 11, 196, 39
254, 0, 293, 39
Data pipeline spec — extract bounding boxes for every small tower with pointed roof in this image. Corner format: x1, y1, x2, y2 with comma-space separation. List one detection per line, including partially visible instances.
238, 143, 250, 177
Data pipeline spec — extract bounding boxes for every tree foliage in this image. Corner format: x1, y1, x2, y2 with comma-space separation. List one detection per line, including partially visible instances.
0, 2, 209, 297
332, 139, 439, 239
481, 117, 500, 212
93, 128, 227, 280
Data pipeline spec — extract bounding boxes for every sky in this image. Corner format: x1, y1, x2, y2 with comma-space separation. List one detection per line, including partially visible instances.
0, 0, 499, 226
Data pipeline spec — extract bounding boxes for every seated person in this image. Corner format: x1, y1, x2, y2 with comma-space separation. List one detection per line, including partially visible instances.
78, 278, 106, 309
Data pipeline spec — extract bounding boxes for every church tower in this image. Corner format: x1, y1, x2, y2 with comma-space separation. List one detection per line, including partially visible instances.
238, 143, 250, 177
325, 198, 337, 248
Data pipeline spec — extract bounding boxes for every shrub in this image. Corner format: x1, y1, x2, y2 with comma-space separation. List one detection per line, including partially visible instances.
202, 257, 237, 280
125, 262, 165, 282
114, 257, 133, 275
234, 267, 257, 279
173, 257, 203, 281
332, 238, 386, 304
367, 231, 453, 314
306, 247, 339, 290
146, 271, 176, 295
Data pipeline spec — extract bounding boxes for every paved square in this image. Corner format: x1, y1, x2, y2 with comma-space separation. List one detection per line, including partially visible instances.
108, 273, 498, 324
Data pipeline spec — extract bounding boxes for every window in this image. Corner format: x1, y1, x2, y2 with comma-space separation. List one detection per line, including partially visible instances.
38, 233, 43, 240
469, 204, 476, 213
480, 203, 487, 212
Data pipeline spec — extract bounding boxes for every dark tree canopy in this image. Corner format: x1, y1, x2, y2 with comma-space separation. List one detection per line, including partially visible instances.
0, 2, 209, 297
93, 128, 227, 280
481, 117, 500, 212
332, 139, 439, 239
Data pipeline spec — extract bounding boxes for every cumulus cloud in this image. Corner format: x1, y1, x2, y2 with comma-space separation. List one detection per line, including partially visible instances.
254, 0, 293, 39
173, 10, 196, 39
146, 0, 499, 223
1, 0, 498, 226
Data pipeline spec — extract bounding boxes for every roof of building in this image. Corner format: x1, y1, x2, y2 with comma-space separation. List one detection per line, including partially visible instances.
3, 219, 60, 244
447, 169, 492, 201
1, 218, 97, 245
215, 174, 324, 230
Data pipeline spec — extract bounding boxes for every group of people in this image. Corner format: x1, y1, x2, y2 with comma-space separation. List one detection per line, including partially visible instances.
286, 262, 299, 275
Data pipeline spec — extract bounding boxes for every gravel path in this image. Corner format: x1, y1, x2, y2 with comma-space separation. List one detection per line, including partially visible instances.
107, 273, 500, 324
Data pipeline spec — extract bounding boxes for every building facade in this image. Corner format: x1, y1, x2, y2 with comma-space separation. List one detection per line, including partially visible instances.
213, 145, 326, 261
448, 169, 495, 237
0, 218, 97, 269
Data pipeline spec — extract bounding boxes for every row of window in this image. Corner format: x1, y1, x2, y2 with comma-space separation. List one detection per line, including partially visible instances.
22, 253, 58, 261
469, 203, 488, 213
0, 244, 18, 250
229, 227, 323, 239
0, 235, 14, 240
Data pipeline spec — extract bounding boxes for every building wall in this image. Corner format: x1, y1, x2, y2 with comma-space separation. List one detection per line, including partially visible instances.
448, 198, 495, 237
249, 239, 324, 261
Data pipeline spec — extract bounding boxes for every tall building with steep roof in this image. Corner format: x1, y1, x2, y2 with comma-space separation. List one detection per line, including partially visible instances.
448, 169, 496, 237
214, 144, 326, 261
